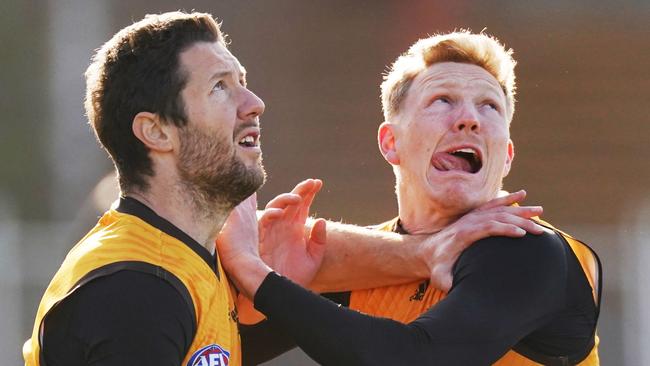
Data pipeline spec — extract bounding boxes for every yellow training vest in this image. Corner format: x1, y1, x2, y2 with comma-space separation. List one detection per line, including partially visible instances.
349, 218, 600, 366
23, 208, 241, 366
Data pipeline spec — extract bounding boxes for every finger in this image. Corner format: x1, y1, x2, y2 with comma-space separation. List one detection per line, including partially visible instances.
309, 218, 327, 245
288, 178, 319, 204
284, 179, 319, 220
487, 212, 545, 234
307, 218, 327, 261
479, 190, 526, 210
456, 221, 523, 245
482, 221, 529, 239
265, 193, 301, 209
258, 208, 284, 242
259, 208, 284, 226
469, 204, 542, 220
282, 195, 303, 222
463, 214, 547, 243
298, 179, 323, 219
498, 205, 543, 219
510, 217, 545, 235
291, 179, 317, 197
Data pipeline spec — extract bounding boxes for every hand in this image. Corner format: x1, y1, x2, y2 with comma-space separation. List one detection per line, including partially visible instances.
423, 190, 544, 292
258, 179, 327, 287
217, 193, 272, 299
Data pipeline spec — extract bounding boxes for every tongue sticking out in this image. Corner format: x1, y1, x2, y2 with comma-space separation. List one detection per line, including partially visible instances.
431, 152, 473, 173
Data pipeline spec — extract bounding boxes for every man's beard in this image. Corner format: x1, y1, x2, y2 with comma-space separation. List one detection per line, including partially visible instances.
176, 125, 266, 212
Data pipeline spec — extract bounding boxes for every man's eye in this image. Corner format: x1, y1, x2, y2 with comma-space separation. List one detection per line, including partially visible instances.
430, 96, 451, 106
486, 102, 500, 112
212, 81, 225, 91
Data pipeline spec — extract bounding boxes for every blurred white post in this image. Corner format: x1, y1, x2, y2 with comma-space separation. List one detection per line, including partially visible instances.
0, 219, 21, 362
9, 1, 113, 364
624, 196, 650, 365
46, 0, 111, 215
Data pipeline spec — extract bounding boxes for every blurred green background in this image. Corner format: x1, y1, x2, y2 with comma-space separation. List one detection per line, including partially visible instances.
1, 0, 648, 364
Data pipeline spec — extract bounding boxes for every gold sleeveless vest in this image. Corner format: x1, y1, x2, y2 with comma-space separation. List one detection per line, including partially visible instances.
23, 208, 241, 366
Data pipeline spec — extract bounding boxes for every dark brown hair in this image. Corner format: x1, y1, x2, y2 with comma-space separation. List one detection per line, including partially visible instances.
85, 11, 223, 192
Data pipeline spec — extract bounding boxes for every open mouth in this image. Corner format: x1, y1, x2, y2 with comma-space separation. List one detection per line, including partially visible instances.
431, 147, 483, 174
238, 132, 260, 148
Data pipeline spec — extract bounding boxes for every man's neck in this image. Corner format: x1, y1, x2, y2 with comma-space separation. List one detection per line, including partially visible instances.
126, 183, 230, 254
397, 204, 463, 235
396, 190, 506, 235
396, 190, 469, 235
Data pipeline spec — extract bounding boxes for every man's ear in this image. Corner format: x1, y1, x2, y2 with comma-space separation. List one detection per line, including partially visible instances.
503, 139, 515, 177
131, 112, 174, 153
378, 122, 400, 165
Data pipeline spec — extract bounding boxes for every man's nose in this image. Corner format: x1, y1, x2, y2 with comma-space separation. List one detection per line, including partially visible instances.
452, 104, 480, 133
238, 88, 265, 120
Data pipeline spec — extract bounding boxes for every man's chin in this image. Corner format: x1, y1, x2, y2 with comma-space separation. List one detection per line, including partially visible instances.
230, 164, 266, 204
249, 165, 266, 191
425, 186, 479, 213
178, 159, 266, 210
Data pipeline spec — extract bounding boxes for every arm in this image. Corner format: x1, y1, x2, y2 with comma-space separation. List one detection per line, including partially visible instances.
232, 182, 544, 325
239, 321, 297, 365
42, 271, 194, 365
251, 233, 569, 365
217, 193, 569, 365
258, 180, 544, 292
311, 220, 430, 291
313, 190, 545, 292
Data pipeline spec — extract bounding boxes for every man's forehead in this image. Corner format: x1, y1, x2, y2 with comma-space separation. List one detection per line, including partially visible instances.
416, 62, 502, 92
180, 41, 245, 76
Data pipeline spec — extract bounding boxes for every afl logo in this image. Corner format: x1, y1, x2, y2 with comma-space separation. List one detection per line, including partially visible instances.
187, 344, 230, 366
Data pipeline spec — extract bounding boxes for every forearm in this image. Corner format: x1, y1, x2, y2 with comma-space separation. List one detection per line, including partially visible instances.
252, 237, 566, 366
254, 272, 515, 365
310, 220, 429, 292
255, 272, 434, 365
240, 320, 297, 366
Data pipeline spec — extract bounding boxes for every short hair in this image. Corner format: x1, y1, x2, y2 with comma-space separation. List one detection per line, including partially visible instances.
84, 11, 224, 192
381, 31, 517, 123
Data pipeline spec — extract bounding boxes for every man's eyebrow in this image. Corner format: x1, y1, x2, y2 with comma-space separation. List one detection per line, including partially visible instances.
209, 70, 232, 82
209, 67, 247, 83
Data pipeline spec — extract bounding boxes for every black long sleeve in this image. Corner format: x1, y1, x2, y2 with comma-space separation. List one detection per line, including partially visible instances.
240, 291, 350, 365
42, 269, 352, 366
240, 320, 297, 365
253, 231, 597, 365
42, 271, 195, 366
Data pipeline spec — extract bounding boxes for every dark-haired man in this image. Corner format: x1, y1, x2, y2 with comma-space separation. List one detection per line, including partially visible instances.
24, 12, 261, 366
23, 12, 542, 366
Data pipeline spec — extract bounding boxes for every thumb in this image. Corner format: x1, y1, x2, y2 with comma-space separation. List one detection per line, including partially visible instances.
430, 270, 452, 293
307, 218, 327, 261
